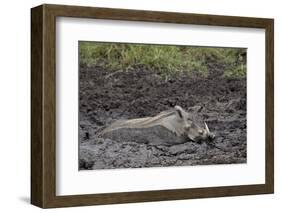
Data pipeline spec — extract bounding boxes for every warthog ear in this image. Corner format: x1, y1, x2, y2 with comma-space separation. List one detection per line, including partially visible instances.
174, 105, 184, 119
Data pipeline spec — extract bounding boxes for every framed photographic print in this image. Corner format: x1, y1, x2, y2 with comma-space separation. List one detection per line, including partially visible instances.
31, 4, 274, 208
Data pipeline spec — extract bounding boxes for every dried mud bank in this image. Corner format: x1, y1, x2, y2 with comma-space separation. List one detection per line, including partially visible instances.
79, 66, 246, 170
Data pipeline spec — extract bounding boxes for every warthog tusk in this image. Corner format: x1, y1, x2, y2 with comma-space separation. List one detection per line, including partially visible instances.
204, 121, 210, 134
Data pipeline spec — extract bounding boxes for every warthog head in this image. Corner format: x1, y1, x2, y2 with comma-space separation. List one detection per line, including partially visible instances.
172, 106, 215, 143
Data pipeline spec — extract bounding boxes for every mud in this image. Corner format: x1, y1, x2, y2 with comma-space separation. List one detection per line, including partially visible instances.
79, 65, 246, 170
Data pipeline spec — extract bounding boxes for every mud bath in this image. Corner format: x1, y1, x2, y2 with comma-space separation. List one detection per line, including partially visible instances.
79, 65, 246, 170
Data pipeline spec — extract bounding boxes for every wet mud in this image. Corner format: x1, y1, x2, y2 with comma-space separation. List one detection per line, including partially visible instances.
79, 65, 246, 170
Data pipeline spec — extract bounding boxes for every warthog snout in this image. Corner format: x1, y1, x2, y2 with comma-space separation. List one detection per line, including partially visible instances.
205, 122, 216, 141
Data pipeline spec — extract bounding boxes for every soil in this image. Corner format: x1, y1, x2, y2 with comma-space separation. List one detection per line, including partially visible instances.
79, 65, 247, 170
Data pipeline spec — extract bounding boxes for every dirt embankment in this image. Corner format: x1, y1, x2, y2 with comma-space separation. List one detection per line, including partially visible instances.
79, 65, 246, 170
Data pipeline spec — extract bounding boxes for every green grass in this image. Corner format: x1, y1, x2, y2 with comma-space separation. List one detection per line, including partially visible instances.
79, 42, 246, 78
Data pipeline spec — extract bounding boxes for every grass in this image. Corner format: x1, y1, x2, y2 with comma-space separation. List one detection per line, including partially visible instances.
79, 42, 246, 78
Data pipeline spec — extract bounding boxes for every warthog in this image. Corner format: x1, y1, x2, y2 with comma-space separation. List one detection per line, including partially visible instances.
99, 106, 215, 145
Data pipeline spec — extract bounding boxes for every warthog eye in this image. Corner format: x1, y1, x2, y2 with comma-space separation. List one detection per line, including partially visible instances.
184, 125, 191, 130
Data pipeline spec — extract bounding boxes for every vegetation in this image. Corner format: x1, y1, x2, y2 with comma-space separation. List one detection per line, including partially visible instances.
79, 41, 246, 78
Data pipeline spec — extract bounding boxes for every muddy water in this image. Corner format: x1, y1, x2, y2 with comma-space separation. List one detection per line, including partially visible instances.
79, 66, 246, 170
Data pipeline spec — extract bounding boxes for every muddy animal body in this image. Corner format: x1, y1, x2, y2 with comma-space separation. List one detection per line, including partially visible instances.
99, 106, 215, 145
